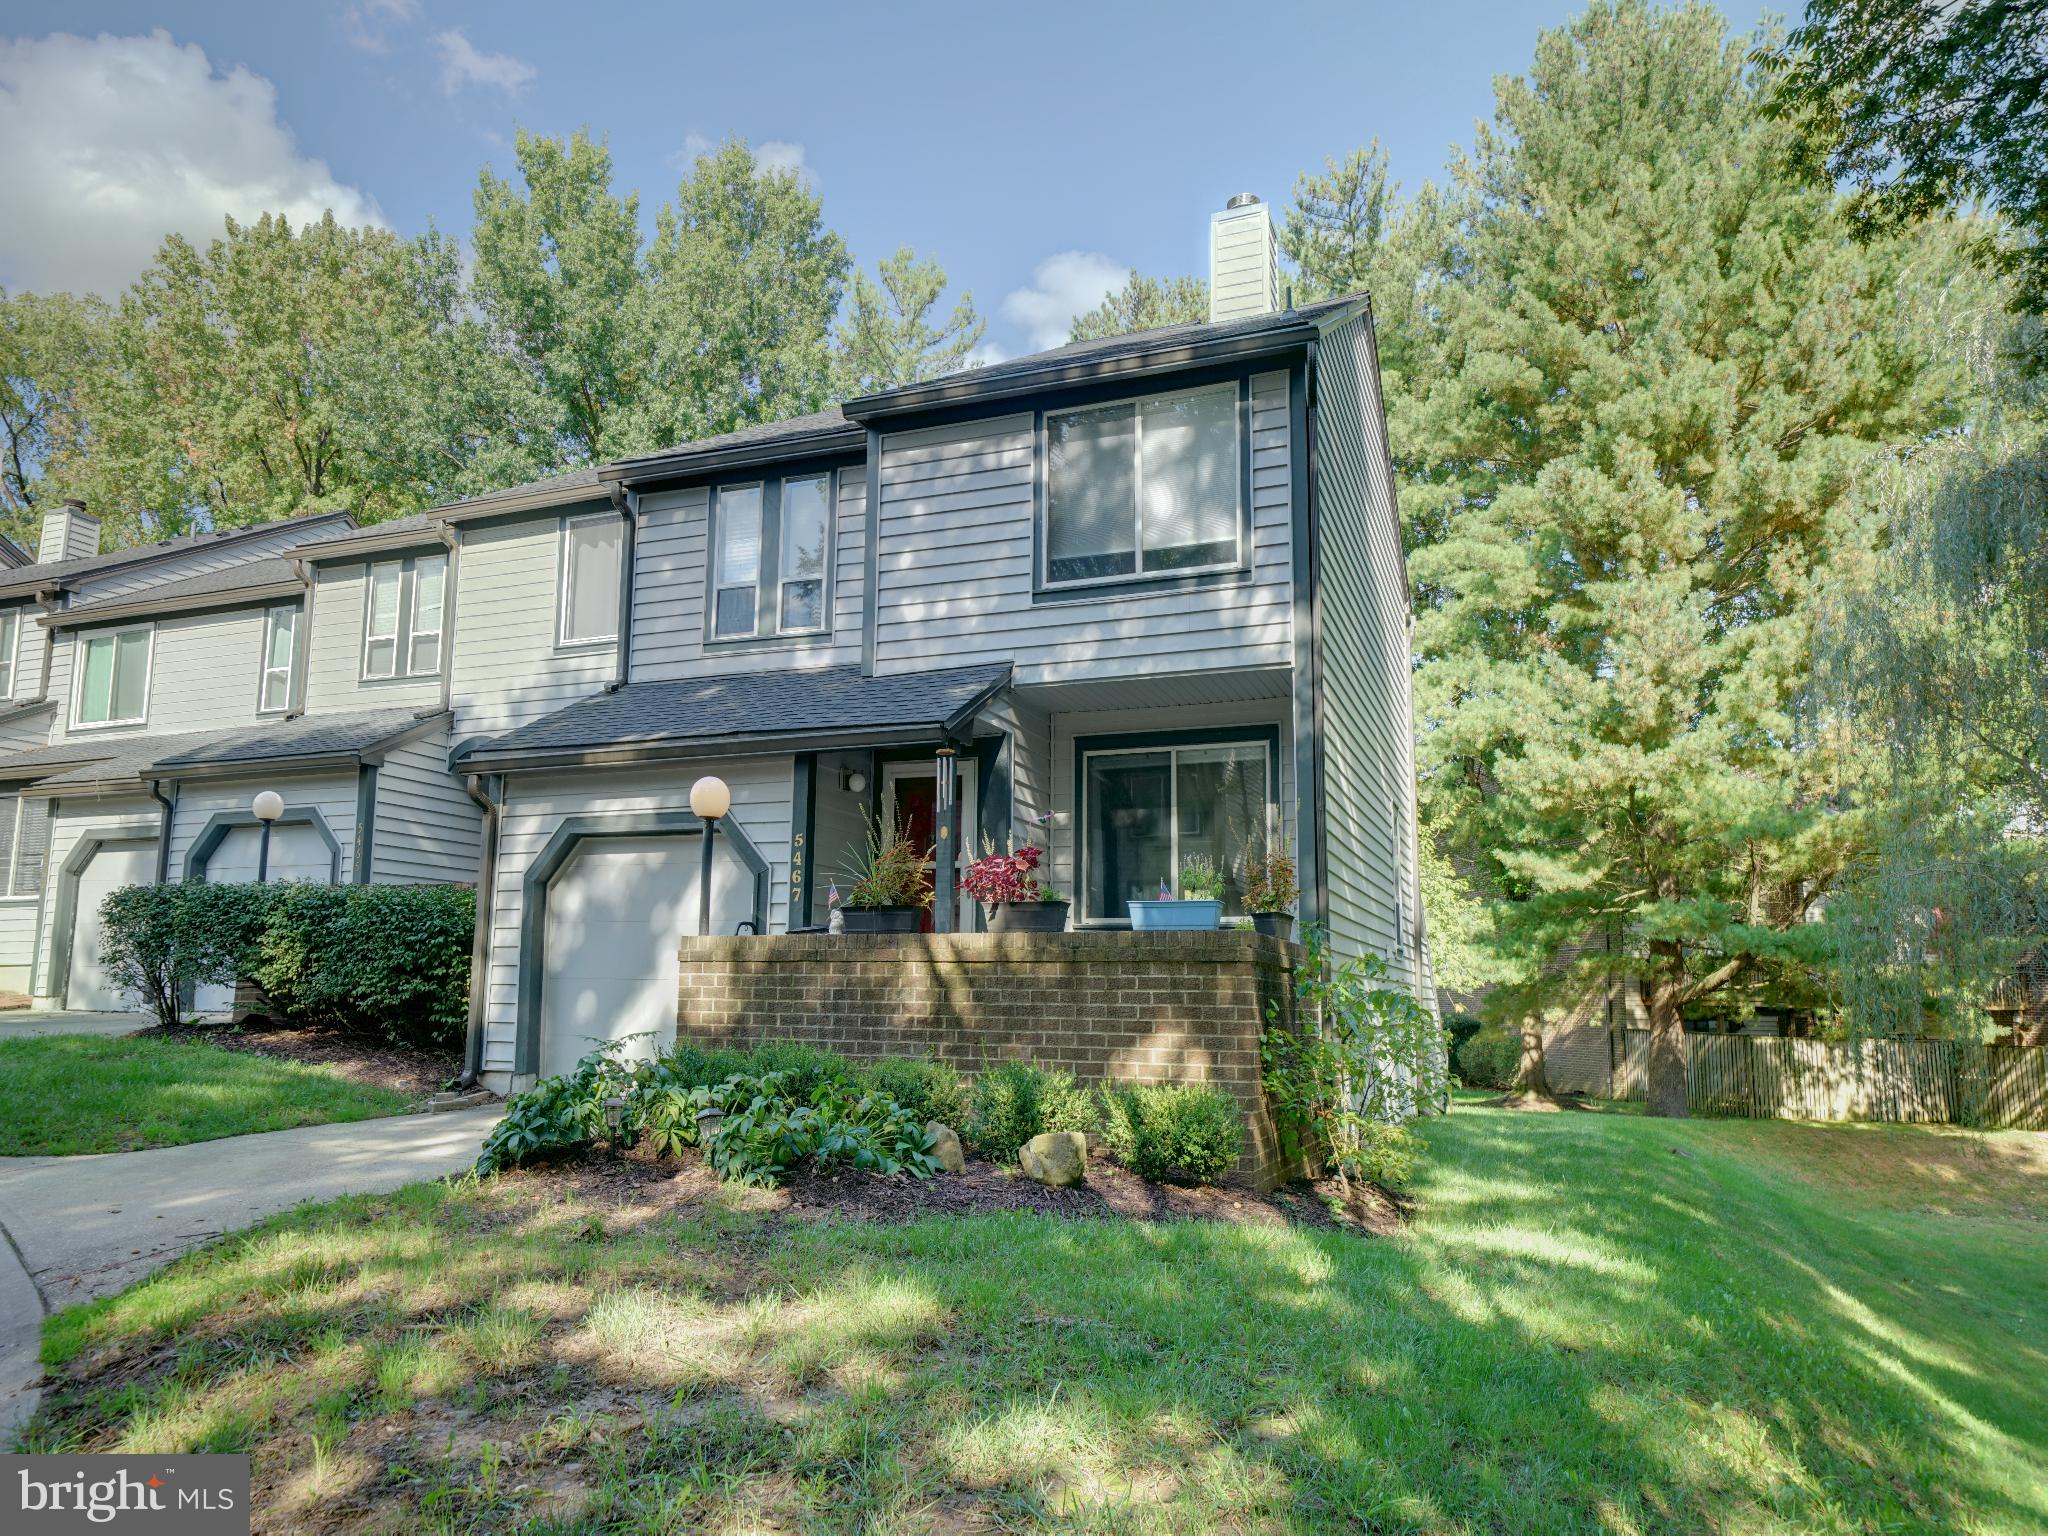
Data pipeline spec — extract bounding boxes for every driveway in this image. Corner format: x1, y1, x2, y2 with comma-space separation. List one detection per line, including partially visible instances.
0, 1010, 148, 1039
0, 1104, 501, 1438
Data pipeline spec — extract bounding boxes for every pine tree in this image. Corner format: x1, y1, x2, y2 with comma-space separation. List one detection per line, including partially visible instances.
832, 246, 985, 396
1403, 1, 1966, 1114
1069, 271, 1207, 342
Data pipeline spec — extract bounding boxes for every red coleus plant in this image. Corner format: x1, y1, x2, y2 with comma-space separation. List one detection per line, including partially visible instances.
959, 844, 1048, 905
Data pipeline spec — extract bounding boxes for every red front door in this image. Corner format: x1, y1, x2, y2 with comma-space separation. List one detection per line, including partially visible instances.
891, 776, 941, 931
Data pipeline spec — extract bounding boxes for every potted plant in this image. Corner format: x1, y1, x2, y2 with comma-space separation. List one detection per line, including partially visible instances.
961, 843, 1069, 933
1242, 844, 1298, 940
840, 810, 932, 933
1128, 854, 1225, 931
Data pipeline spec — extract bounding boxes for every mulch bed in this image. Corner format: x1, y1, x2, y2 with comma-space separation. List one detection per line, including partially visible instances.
135, 1021, 462, 1100
513, 1143, 1409, 1238
1481, 1090, 1595, 1112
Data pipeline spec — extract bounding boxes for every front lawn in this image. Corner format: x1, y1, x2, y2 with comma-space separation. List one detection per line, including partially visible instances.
18, 1105, 2048, 1533
0, 1034, 417, 1155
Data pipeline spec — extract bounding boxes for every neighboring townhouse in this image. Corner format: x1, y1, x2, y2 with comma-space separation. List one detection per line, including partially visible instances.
453, 195, 1431, 1091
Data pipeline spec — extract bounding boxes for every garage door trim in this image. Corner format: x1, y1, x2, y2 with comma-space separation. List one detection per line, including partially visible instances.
47, 819, 162, 1001
184, 805, 342, 884
516, 811, 769, 1076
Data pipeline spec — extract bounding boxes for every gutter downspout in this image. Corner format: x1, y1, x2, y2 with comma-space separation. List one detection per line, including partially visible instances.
455, 770, 502, 1088
606, 485, 635, 692
285, 556, 313, 720
1303, 335, 1330, 932
147, 778, 175, 884
437, 524, 462, 715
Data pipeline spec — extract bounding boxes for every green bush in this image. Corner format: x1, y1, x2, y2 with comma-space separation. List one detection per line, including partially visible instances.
865, 1056, 969, 1128
966, 1061, 1095, 1164
252, 883, 475, 1049
1097, 1082, 1244, 1183
97, 882, 275, 1029
1456, 1025, 1524, 1090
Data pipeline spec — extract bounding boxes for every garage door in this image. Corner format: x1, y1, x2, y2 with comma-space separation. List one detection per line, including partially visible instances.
540, 833, 755, 1079
194, 822, 335, 1014
66, 839, 158, 1011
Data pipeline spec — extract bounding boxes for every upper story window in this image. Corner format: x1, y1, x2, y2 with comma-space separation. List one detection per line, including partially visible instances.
559, 512, 623, 646
362, 554, 446, 681
73, 623, 152, 728
257, 604, 297, 714
0, 608, 20, 698
709, 472, 833, 642
1042, 381, 1242, 589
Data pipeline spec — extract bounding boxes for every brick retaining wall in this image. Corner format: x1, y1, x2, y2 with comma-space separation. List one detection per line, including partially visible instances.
675, 931, 1304, 1188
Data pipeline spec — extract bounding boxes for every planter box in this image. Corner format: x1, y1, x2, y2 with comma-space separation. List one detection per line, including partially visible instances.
1128, 899, 1221, 932
1250, 912, 1294, 940
842, 905, 922, 934
989, 900, 1070, 934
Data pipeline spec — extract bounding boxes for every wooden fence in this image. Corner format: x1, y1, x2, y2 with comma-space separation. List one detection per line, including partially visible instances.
1612, 1033, 2047, 1128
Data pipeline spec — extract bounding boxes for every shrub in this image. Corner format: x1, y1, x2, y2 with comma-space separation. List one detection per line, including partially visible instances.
252, 883, 475, 1049
1097, 1082, 1243, 1183
97, 882, 274, 1028
739, 1041, 865, 1102
966, 1061, 1095, 1164
866, 1056, 969, 1128
475, 1045, 632, 1173
1456, 1025, 1524, 1090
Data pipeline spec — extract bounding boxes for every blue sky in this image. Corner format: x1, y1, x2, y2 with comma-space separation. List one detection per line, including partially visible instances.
0, 0, 1778, 361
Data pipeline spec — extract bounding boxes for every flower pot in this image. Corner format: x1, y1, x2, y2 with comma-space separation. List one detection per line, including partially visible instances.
1250, 912, 1294, 940
989, 899, 1070, 934
842, 905, 922, 933
1127, 899, 1222, 932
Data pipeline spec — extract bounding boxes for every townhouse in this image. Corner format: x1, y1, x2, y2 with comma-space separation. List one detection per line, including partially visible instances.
0, 194, 1432, 1100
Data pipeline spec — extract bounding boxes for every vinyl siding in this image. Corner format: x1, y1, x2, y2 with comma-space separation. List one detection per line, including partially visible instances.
449, 505, 619, 737
0, 891, 38, 991
166, 771, 359, 883
808, 751, 872, 914
0, 705, 53, 751
1315, 311, 1429, 1006
870, 373, 1293, 684
4, 603, 51, 729
303, 561, 444, 715
31, 799, 160, 1002
372, 726, 482, 884
974, 692, 1051, 847
479, 756, 795, 1075
631, 471, 865, 681
46, 604, 287, 744
66, 519, 342, 602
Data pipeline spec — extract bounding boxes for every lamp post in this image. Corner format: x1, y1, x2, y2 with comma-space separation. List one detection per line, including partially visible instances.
251, 790, 284, 884
689, 775, 731, 937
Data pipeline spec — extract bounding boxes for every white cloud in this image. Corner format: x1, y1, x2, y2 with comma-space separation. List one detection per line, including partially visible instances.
965, 340, 1011, 369
0, 30, 384, 295
671, 134, 817, 188
432, 28, 536, 95
341, 0, 419, 54
1000, 251, 1129, 351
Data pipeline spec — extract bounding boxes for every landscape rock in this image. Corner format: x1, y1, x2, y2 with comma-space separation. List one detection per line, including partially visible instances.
926, 1122, 966, 1173
1018, 1131, 1087, 1187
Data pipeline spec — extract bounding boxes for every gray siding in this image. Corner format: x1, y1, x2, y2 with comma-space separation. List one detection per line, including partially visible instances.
304, 561, 443, 715
449, 507, 619, 738
631, 471, 866, 681
870, 373, 1293, 684
1315, 311, 1429, 1004
67, 519, 339, 602
372, 727, 482, 884
479, 756, 795, 1075
47, 605, 281, 744
166, 771, 359, 883
975, 692, 1051, 850
808, 750, 872, 912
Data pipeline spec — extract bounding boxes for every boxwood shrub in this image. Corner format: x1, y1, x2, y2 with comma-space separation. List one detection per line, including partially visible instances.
965, 1061, 1095, 1164
1455, 1024, 1524, 1090
1097, 1082, 1244, 1183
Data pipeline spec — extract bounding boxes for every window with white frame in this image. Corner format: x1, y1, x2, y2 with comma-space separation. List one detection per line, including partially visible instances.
1080, 736, 1272, 923
0, 792, 49, 898
361, 555, 445, 680
1043, 382, 1242, 587
559, 512, 622, 645
709, 472, 833, 641
72, 624, 152, 727
0, 608, 20, 698
257, 604, 297, 713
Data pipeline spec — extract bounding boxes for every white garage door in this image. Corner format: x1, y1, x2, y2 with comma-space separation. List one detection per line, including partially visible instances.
540, 834, 754, 1079
66, 839, 158, 1012
193, 822, 335, 1014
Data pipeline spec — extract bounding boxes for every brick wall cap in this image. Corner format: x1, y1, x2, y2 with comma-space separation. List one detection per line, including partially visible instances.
677, 931, 1301, 966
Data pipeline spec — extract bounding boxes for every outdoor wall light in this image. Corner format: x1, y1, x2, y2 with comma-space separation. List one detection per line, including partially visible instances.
690, 775, 731, 937
847, 769, 868, 794
251, 789, 285, 883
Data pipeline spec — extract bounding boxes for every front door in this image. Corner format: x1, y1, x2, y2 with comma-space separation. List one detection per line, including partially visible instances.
881, 761, 977, 932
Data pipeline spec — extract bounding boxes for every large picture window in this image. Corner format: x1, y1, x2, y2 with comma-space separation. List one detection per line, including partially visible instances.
709, 472, 834, 642
1080, 734, 1272, 923
361, 555, 446, 680
72, 624, 152, 728
560, 512, 623, 645
1044, 382, 1241, 588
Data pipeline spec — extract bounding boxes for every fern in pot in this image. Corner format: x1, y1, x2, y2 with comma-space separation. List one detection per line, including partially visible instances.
840, 809, 932, 933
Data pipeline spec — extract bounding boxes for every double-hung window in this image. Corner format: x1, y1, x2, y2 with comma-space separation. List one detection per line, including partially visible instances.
709, 472, 833, 642
1043, 381, 1242, 588
0, 792, 50, 898
361, 555, 446, 680
257, 605, 297, 713
1079, 734, 1273, 924
0, 608, 20, 698
72, 624, 152, 728
560, 513, 623, 646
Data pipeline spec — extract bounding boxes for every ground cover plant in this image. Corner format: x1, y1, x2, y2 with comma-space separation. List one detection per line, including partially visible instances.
0, 1033, 414, 1156
19, 1103, 2046, 1532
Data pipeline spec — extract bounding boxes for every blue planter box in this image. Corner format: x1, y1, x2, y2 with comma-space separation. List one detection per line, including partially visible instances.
1128, 899, 1222, 932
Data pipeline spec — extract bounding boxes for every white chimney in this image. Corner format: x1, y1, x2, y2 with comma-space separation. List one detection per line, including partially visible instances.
1209, 193, 1278, 322
38, 500, 101, 564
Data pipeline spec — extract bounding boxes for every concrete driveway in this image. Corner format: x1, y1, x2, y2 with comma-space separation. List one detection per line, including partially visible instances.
0, 1010, 148, 1039
0, 1104, 502, 1438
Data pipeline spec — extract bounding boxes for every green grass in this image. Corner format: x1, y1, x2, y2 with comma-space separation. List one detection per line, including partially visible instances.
0, 1034, 415, 1155
18, 1105, 2047, 1533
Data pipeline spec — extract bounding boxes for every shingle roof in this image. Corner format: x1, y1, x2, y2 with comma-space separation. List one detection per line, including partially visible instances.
0, 508, 353, 599
461, 662, 1012, 763
287, 512, 443, 558
430, 467, 609, 522
0, 707, 442, 792
52, 557, 301, 624
604, 408, 855, 478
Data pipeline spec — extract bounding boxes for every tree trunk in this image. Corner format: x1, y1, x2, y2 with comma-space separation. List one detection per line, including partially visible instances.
1646, 942, 1689, 1118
